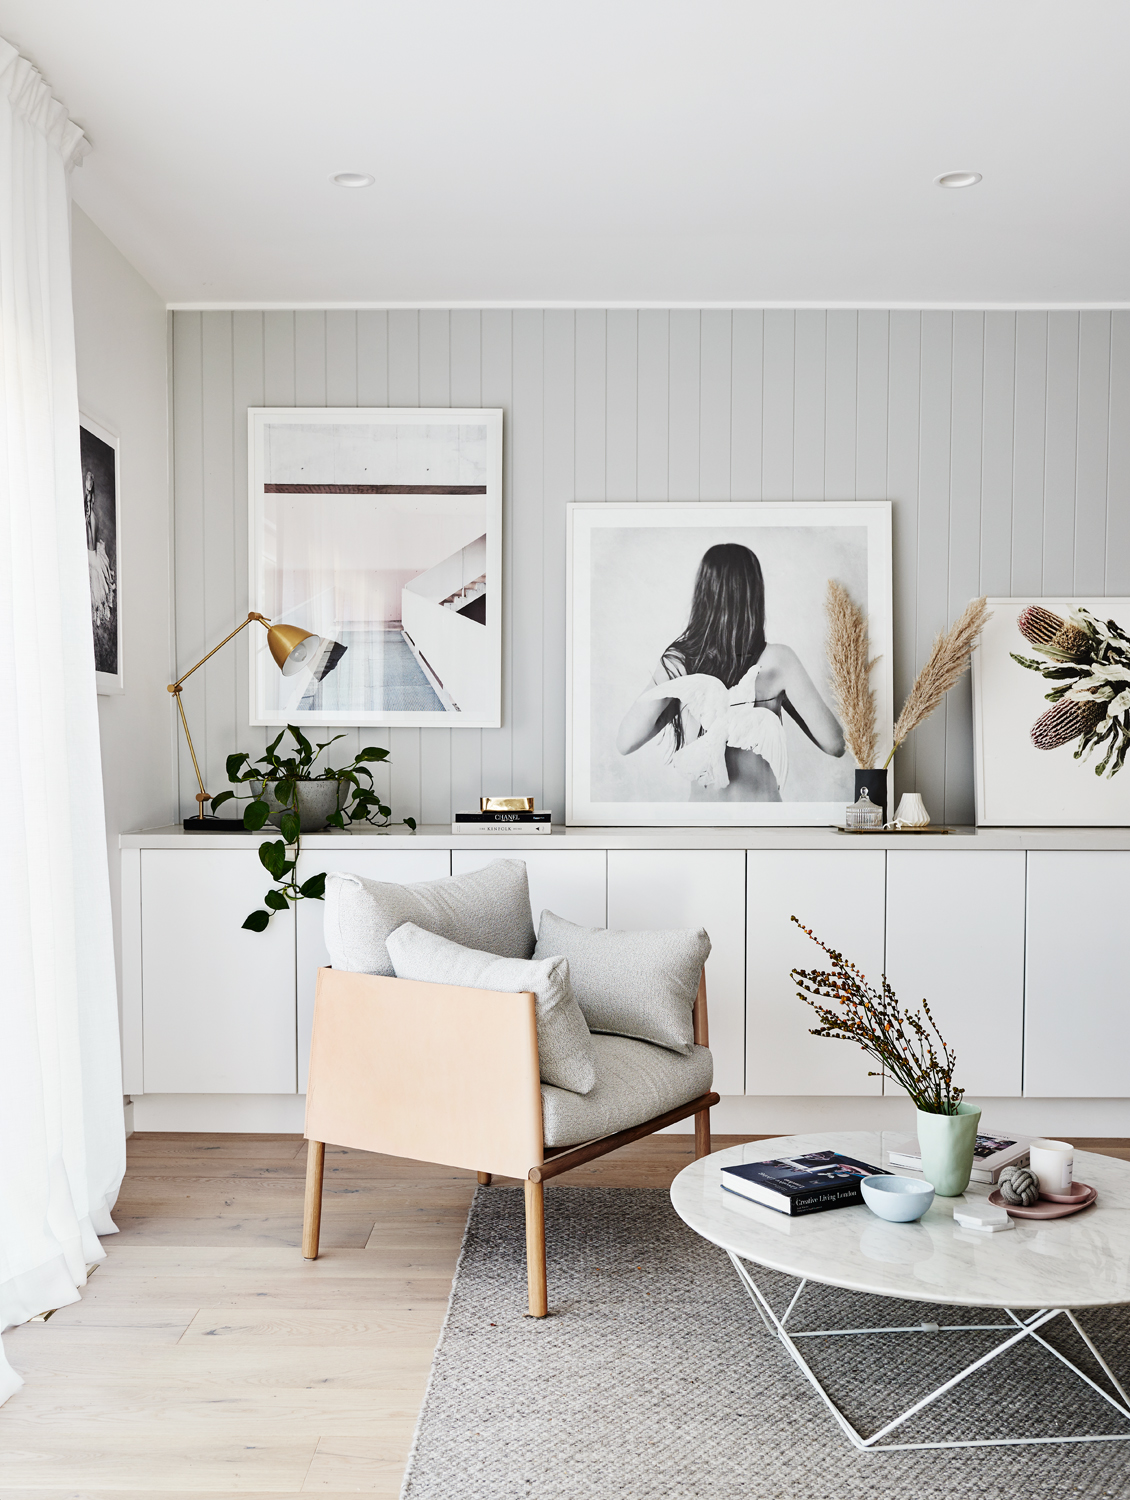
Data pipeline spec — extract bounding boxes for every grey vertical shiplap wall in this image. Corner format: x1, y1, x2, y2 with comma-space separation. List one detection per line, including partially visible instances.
170, 309, 1130, 826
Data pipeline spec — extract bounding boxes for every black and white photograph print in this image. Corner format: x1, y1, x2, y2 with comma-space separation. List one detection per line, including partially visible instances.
80, 416, 123, 694
566, 503, 893, 826
248, 408, 502, 728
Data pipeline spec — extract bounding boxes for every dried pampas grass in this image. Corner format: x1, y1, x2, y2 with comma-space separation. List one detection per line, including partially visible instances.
883, 596, 992, 769
825, 581, 879, 768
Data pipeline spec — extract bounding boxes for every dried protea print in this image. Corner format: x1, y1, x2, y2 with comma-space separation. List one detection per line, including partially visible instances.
1017, 605, 1091, 662
1011, 605, 1130, 777
1031, 699, 1104, 750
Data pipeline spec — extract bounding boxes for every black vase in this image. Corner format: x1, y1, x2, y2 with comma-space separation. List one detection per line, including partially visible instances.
853, 768, 888, 824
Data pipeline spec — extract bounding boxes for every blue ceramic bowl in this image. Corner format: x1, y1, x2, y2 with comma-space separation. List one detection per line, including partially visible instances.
861, 1174, 935, 1223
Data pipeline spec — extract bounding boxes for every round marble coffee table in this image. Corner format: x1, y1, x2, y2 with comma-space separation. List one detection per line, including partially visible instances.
670, 1131, 1130, 1452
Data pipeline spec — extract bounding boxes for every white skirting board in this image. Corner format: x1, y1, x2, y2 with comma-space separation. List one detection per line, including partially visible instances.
129, 1092, 1130, 1137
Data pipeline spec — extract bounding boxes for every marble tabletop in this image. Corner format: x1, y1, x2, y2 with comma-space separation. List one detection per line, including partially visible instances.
670, 1132, 1130, 1310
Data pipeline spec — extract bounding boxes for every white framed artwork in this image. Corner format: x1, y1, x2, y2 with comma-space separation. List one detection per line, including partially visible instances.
80, 414, 123, 695
973, 597, 1130, 826
566, 502, 893, 826
248, 408, 502, 728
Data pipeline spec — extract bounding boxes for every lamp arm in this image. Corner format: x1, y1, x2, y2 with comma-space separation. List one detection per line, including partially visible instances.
167, 612, 270, 814
168, 611, 270, 692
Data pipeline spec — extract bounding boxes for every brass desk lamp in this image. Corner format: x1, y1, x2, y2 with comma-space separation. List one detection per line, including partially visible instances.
168, 611, 321, 829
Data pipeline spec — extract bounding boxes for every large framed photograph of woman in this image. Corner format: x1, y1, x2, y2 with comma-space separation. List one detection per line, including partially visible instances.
567, 502, 893, 826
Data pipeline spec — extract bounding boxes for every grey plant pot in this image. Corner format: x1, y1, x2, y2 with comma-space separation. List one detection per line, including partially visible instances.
256, 778, 342, 833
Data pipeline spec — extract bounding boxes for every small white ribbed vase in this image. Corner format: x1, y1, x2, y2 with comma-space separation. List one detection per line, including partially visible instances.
894, 792, 930, 827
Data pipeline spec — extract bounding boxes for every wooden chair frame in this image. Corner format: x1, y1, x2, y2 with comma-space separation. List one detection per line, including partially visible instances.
301, 967, 718, 1316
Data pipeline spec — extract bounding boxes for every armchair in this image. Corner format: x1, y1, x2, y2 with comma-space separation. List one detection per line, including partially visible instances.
301, 965, 718, 1317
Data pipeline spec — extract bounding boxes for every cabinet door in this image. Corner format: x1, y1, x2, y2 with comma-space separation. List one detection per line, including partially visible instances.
141, 850, 297, 1093
607, 850, 745, 1095
1026, 852, 1130, 1097
295, 849, 451, 1092
746, 851, 885, 1096
451, 849, 607, 934
885, 851, 1025, 1099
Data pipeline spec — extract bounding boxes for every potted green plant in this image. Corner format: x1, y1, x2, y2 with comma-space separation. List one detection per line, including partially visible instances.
211, 726, 416, 931
789, 917, 980, 1196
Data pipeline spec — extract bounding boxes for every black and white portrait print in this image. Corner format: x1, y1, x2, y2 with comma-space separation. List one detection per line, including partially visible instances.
80, 421, 121, 689
567, 503, 893, 827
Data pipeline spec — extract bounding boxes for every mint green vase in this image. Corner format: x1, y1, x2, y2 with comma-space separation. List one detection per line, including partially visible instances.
916, 1103, 982, 1197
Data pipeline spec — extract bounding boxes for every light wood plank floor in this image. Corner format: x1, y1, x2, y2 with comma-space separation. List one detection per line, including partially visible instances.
1, 1132, 1126, 1496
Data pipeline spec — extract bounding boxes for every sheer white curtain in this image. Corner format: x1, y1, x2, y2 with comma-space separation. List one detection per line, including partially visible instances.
0, 40, 125, 1404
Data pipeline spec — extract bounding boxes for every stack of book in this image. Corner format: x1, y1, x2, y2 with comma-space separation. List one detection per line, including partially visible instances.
885, 1132, 1031, 1185
721, 1149, 887, 1217
451, 809, 552, 834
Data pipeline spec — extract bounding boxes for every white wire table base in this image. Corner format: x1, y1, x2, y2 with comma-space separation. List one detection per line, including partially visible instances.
728, 1251, 1130, 1452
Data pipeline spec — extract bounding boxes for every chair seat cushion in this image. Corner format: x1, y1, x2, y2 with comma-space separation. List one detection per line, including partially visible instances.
533, 910, 710, 1055
540, 1033, 714, 1148
325, 859, 535, 977
386, 923, 597, 1096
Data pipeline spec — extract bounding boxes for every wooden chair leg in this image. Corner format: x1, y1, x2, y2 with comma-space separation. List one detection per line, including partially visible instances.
694, 1106, 711, 1161
302, 1140, 325, 1260
477, 1171, 492, 1185
524, 1178, 548, 1318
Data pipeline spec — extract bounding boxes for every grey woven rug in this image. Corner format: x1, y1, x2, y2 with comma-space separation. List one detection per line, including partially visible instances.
400, 1186, 1130, 1499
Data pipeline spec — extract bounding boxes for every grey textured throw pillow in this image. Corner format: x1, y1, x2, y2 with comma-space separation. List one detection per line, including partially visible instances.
386, 922, 597, 1095
324, 859, 535, 977
533, 910, 710, 1055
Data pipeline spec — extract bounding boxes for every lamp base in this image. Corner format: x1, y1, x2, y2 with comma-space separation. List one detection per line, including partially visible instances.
182, 817, 253, 833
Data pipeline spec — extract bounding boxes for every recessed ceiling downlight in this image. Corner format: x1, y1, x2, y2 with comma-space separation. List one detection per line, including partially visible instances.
936, 171, 982, 189
332, 172, 375, 189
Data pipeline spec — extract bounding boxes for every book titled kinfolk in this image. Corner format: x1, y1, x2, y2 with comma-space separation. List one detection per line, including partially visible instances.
452, 810, 552, 834
886, 1133, 1032, 1185
720, 1150, 887, 1217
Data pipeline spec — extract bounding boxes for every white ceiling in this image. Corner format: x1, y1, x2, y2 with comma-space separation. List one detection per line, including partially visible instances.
6, 1, 1130, 306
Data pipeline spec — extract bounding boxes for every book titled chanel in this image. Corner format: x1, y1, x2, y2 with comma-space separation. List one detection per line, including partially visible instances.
720, 1150, 887, 1216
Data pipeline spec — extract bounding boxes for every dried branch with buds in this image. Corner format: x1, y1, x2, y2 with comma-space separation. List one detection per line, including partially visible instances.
789, 917, 964, 1115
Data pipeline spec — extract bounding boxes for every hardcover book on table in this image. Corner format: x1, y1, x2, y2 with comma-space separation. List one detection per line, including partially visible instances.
720, 1150, 886, 1216
885, 1133, 1032, 1185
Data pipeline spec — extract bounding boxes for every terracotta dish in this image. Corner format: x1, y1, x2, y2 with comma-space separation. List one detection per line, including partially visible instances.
988, 1182, 1097, 1220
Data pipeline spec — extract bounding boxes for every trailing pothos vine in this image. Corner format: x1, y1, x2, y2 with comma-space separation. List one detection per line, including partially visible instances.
211, 725, 416, 931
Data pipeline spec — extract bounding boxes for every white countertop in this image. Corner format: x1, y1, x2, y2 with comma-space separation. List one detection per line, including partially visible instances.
670, 1132, 1130, 1310
121, 823, 1130, 851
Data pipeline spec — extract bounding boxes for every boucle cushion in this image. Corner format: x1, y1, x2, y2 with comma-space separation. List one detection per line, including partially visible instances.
324, 859, 535, 977
541, 1033, 714, 1147
533, 911, 710, 1055
386, 923, 597, 1096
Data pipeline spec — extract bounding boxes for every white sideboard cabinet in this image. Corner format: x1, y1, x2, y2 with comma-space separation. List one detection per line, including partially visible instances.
139, 849, 298, 1093
885, 851, 1026, 1098
1025, 851, 1130, 1097
121, 826, 1130, 1107
746, 850, 886, 1096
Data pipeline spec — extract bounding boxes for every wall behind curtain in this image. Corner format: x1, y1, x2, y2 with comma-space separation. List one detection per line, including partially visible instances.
169, 308, 1130, 827
72, 206, 174, 1029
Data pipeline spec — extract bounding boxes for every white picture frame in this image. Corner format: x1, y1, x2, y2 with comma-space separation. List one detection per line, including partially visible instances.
248, 407, 503, 728
80, 414, 124, 695
566, 501, 893, 826
973, 597, 1130, 826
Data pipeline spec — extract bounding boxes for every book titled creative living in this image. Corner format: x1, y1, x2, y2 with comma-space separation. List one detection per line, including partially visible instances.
720, 1150, 887, 1216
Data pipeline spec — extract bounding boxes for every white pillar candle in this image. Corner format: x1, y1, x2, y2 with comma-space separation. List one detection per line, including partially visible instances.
1030, 1138, 1074, 1196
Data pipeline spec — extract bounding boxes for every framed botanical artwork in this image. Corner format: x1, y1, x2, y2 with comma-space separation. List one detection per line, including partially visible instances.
248, 408, 503, 728
80, 415, 123, 694
566, 502, 893, 826
973, 597, 1130, 826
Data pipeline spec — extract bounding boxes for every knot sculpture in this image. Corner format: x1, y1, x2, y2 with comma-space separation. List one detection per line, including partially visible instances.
998, 1165, 1040, 1207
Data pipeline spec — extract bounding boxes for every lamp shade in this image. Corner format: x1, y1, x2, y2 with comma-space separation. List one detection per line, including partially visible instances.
266, 622, 317, 675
